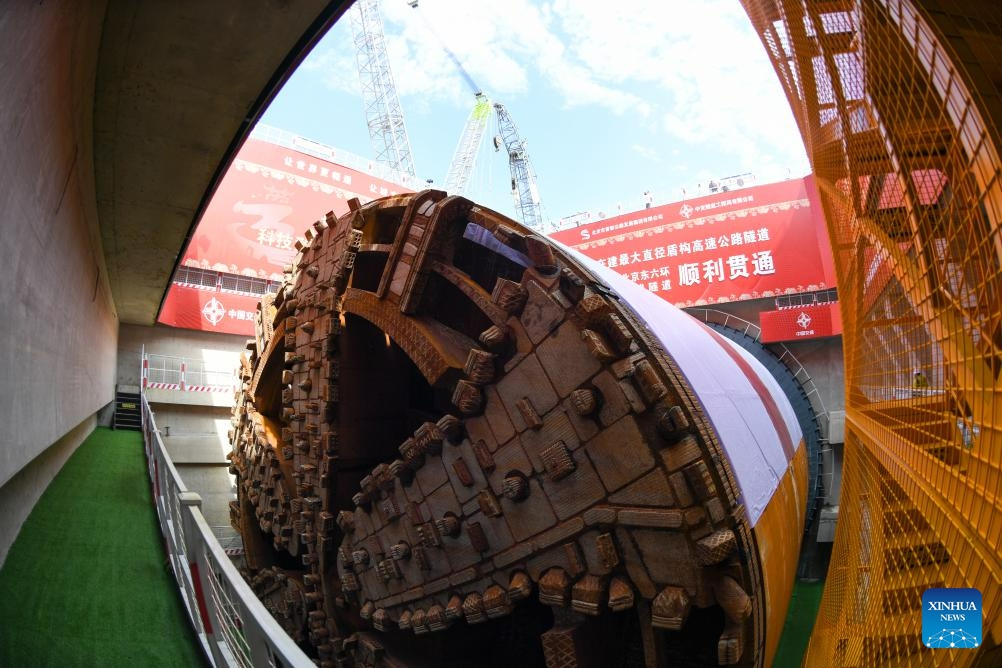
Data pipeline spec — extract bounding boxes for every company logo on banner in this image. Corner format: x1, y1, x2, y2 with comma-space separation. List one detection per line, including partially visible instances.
202, 297, 227, 326
759, 303, 842, 343
549, 177, 836, 308
159, 285, 270, 336
923, 588, 981, 649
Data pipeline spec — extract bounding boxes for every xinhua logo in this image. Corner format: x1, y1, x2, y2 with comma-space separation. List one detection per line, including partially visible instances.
922, 588, 981, 649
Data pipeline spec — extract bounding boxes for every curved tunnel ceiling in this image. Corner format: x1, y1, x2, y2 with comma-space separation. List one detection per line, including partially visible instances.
93, 0, 351, 325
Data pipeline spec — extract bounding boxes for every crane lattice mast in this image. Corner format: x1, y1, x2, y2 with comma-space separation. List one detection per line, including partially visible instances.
494, 102, 544, 231
350, 0, 416, 177
443, 93, 492, 196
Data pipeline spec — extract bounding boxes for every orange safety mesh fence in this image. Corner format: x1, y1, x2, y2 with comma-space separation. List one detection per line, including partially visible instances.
741, 1, 1002, 665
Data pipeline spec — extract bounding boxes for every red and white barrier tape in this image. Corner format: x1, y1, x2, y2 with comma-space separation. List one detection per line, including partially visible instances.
146, 382, 181, 390
144, 382, 233, 393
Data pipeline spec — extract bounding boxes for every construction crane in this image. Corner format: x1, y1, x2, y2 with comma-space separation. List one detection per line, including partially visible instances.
493, 102, 544, 231
407, 1, 546, 231
442, 92, 492, 196
350, 0, 417, 178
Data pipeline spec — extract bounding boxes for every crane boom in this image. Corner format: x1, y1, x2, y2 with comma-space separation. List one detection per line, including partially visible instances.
350, 0, 416, 177
443, 93, 492, 196
494, 102, 544, 231
408, 1, 481, 96
407, 1, 545, 227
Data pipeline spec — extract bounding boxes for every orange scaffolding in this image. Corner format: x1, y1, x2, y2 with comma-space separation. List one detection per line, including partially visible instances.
741, 1, 1002, 665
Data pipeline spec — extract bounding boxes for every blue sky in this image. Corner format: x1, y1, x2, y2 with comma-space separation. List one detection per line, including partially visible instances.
260, 0, 811, 227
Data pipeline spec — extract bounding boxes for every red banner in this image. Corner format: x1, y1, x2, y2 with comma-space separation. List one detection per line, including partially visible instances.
549, 177, 836, 307
159, 286, 268, 336
759, 303, 842, 343
179, 137, 412, 278
158, 136, 412, 335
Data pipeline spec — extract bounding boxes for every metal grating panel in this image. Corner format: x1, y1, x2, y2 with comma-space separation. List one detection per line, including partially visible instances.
741, 0, 1002, 663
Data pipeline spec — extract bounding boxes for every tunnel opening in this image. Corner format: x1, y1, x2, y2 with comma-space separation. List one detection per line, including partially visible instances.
373, 597, 555, 668
352, 250, 390, 292
452, 233, 527, 296
333, 313, 439, 512
420, 271, 495, 345
659, 605, 727, 667
369, 205, 407, 245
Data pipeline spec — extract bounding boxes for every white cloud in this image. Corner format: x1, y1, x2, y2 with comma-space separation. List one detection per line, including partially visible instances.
292, 1, 811, 217
542, 0, 809, 180
382, 0, 539, 102
366, 0, 655, 117
631, 144, 661, 161
299, 31, 359, 95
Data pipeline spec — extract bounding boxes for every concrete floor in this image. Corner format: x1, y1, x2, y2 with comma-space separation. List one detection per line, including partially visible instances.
154, 403, 242, 555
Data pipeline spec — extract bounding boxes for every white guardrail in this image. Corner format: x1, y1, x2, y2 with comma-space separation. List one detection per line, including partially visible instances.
140, 394, 313, 667
143, 353, 238, 392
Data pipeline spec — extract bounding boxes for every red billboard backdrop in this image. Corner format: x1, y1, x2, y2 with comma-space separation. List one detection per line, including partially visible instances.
158, 137, 412, 335
160, 152, 836, 336
759, 303, 842, 343
549, 176, 836, 308
176, 137, 410, 279
160, 287, 266, 334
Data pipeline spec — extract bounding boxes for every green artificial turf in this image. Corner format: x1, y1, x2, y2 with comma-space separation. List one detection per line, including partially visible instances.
772, 579, 826, 668
0, 427, 207, 667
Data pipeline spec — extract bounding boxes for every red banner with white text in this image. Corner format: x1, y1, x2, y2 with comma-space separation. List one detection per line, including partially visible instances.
158, 136, 412, 336
177, 137, 411, 279
549, 176, 836, 307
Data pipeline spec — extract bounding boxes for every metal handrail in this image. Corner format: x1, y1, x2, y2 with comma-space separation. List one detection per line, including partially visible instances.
144, 352, 237, 391
686, 307, 833, 438
140, 393, 312, 667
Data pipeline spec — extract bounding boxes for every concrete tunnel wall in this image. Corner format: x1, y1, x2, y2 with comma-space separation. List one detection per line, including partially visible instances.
0, 1, 118, 565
